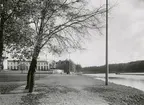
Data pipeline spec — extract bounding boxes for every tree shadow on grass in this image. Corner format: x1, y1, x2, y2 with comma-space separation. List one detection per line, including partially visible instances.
20, 93, 45, 105
0, 86, 45, 105
20, 84, 79, 105
36, 84, 79, 93
0, 84, 24, 94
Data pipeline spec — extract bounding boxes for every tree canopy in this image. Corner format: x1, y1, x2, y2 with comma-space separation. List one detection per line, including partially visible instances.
0, 0, 34, 61
1, 0, 107, 92
25, 0, 106, 55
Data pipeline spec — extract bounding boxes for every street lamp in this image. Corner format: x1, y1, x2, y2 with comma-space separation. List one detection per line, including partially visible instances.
105, 0, 109, 85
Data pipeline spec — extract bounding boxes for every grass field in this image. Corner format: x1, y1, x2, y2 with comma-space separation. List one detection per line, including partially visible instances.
0, 70, 49, 94
0, 73, 47, 82
0, 70, 51, 82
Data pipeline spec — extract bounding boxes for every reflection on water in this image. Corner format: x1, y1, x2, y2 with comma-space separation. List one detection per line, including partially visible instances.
85, 73, 144, 92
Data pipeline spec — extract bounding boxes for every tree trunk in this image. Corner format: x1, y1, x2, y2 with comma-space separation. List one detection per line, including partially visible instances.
25, 58, 37, 93
25, 70, 31, 89
0, 28, 3, 59
25, 43, 41, 92
25, 11, 44, 92
0, 17, 4, 70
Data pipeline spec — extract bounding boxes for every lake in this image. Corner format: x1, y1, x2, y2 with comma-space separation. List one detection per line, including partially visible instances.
85, 73, 144, 92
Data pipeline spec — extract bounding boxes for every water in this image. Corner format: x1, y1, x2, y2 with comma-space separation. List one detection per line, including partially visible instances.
85, 73, 144, 92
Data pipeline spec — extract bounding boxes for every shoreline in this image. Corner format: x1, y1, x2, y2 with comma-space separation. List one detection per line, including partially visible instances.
82, 74, 144, 105
83, 73, 144, 92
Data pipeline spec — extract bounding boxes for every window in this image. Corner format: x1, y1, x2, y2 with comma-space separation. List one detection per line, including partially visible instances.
38, 66, 40, 70
41, 66, 43, 70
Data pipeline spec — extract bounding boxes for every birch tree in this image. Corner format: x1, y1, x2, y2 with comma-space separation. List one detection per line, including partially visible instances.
25, 0, 106, 92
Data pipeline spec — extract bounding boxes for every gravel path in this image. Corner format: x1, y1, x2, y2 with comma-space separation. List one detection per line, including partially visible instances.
36, 74, 108, 105
1, 74, 144, 105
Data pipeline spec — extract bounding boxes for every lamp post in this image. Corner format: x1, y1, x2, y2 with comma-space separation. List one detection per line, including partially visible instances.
105, 0, 109, 85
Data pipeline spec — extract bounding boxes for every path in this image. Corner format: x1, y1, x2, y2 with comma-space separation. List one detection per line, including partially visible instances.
36, 74, 109, 105
0, 74, 109, 105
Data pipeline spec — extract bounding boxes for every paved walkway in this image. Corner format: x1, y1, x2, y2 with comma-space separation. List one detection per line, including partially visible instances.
0, 74, 109, 105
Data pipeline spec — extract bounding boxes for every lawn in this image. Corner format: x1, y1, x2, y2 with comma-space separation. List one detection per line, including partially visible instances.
0, 70, 49, 82
0, 70, 49, 94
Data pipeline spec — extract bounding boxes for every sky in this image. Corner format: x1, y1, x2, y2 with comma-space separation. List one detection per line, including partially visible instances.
39, 0, 144, 67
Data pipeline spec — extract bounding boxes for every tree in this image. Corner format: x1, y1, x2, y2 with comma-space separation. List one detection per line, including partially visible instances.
0, 0, 32, 69
5, 19, 35, 61
56, 59, 76, 73
25, 0, 106, 92
56, 60, 69, 73
76, 64, 82, 72
68, 60, 76, 73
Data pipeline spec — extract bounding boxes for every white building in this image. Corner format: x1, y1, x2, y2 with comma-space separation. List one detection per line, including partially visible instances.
7, 60, 50, 71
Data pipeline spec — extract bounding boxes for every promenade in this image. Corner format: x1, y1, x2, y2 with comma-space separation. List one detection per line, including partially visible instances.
1, 74, 144, 105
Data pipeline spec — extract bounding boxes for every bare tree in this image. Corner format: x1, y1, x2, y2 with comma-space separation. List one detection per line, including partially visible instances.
25, 0, 106, 92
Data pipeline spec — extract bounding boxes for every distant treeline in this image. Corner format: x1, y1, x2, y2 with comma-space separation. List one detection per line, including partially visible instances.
81, 60, 144, 74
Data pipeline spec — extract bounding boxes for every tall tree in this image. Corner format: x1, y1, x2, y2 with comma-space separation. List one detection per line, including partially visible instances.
0, 0, 31, 69
25, 0, 106, 92
5, 18, 35, 61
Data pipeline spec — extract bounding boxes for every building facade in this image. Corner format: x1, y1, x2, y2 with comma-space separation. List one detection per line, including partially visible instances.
7, 60, 50, 71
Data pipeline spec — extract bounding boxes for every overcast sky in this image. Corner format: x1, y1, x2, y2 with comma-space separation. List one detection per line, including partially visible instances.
40, 0, 144, 67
